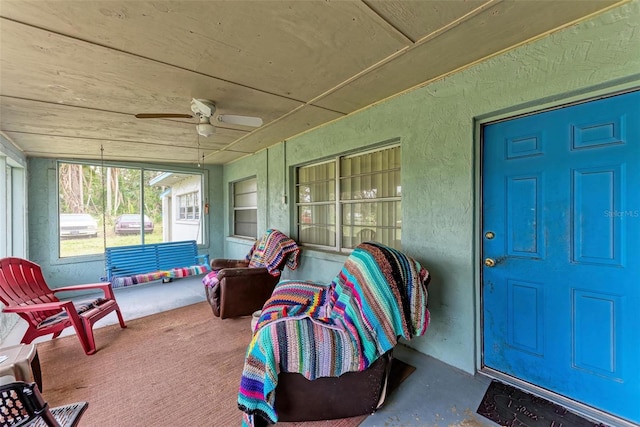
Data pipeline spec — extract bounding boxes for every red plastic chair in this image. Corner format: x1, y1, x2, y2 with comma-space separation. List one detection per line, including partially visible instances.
0, 257, 127, 355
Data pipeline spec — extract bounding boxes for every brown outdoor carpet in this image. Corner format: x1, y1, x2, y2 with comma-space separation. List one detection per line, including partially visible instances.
477, 380, 609, 427
35, 301, 417, 426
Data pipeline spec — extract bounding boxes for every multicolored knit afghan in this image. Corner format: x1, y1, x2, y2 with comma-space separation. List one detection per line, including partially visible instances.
111, 271, 166, 288
202, 229, 299, 289
238, 242, 430, 426
112, 264, 211, 288
246, 228, 300, 275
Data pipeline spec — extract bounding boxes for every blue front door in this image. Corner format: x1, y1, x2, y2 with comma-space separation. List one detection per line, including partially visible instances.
482, 90, 640, 423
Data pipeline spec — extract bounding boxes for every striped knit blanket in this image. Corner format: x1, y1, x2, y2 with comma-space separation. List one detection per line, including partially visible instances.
164, 264, 210, 279
111, 271, 166, 288
111, 265, 210, 288
203, 229, 299, 288
246, 229, 300, 275
238, 242, 430, 425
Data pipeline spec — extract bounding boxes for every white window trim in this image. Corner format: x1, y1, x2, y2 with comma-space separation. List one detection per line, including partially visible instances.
232, 177, 258, 239
177, 191, 200, 221
295, 143, 401, 253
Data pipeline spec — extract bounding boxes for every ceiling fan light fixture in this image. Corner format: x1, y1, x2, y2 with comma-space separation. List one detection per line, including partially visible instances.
196, 123, 215, 137
191, 98, 215, 117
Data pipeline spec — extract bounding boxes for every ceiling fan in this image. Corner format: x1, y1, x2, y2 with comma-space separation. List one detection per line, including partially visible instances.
135, 98, 263, 137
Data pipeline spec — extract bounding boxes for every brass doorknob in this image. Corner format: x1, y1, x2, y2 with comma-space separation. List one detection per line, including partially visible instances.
484, 258, 496, 267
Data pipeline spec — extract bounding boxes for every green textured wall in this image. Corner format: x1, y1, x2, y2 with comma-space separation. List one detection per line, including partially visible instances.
222, 2, 640, 373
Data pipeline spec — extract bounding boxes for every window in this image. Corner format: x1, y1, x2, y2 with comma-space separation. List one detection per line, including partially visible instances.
178, 192, 200, 220
1, 158, 26, 258
3, 162, 12, 257
233, 177, 257, 239
58, 162, 204, 258
296, 145, 401, 251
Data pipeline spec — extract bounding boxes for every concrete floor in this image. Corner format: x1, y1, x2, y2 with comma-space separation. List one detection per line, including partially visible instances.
2, 275, 498, 427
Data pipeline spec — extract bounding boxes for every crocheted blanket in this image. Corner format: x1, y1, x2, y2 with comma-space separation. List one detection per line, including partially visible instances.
111, 265, 210, 288
165, 264, 210, 279
238, 242, 430, 425
111, 271, 166, 288
246, 228, 300, 275
202, 229, 299, 289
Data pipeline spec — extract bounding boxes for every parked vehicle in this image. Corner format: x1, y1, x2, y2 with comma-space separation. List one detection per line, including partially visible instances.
114, 214, 154, 235
59, 213, 98, 238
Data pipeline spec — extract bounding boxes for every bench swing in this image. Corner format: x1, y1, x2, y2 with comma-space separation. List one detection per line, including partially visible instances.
98, 145, 210, 289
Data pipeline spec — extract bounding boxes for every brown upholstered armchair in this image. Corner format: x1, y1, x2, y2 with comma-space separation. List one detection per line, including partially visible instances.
205, 258, 282, 319
203, 229, 300, 319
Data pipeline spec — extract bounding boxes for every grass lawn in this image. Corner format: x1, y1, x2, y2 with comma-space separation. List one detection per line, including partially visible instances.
60, 228, 164, 258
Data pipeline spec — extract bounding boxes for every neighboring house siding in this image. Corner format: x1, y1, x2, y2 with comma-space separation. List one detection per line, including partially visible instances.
170, 175, 204, 242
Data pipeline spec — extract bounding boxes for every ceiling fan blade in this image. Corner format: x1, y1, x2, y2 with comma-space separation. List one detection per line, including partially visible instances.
217, 114, 263, 127
135, 113, 193, 119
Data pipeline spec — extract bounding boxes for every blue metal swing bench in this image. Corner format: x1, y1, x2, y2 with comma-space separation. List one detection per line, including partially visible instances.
103, 240, 210, 288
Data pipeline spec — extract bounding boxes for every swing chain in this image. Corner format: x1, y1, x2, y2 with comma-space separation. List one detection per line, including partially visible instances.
101, 145, 107, 253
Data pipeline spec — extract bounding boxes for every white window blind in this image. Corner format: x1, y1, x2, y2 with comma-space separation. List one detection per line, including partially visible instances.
296, 145, 401, 251
233, 177, 257, 238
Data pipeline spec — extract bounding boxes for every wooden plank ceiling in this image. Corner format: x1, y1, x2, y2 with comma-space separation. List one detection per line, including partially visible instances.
0, 0, 623, 165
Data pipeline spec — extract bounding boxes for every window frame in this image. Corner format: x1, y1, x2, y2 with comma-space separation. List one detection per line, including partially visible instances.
232, 176, 258, 239
56, 160, 206, 258
177, 191, 200, 221
1, 156, 27, 258
295, 143, 401, 253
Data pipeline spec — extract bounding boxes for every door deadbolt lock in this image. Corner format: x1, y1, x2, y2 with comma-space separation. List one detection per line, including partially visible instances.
485, 231, 495, 240
484, 258, 496, 267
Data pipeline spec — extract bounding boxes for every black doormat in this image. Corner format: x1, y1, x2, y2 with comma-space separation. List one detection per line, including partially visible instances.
477, 380, 608, 427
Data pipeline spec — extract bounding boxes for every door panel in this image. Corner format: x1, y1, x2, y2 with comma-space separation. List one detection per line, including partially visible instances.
482, 90, 640, 423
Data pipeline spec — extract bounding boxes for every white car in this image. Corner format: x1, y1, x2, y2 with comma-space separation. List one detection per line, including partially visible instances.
59, 213, 98, 238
